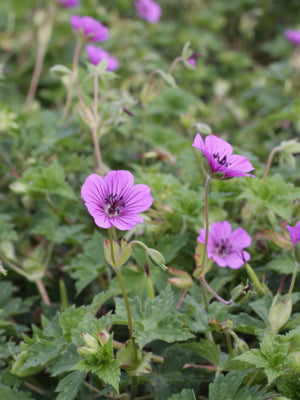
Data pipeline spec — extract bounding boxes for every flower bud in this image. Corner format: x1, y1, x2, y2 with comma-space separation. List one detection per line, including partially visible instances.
234, 337, 249, 355
97, 330, 110, 346
82, 332, 99, 350
231, 283, 252, 304
269, 294, 292, 333
77, 346, 97, 358
146, 248, 167, 271
167, 267, 193, 289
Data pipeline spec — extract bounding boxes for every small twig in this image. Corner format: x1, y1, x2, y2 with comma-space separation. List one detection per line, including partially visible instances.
24, 381, 45, 395
199, 276, 233, 306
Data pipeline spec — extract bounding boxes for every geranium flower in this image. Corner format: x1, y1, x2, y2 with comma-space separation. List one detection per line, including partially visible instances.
284, 29, 300, 46
135, 0, 161, 24
81, 171, 153, 230
187, 53, 202, 68
58, 0, 79, 8
192, 133, 255, 179
70, 15, 109, 42
287, 221, 300, 245
197, 221, 251, 269
86, 45, 118, 71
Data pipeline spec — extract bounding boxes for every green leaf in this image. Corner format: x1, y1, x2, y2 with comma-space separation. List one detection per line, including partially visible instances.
48, 344, 80, 377
265, 253, 295, 275
59, 306, 87, 343
20, 161, 76, 200
113, 286, 194, 348
0, 385, 34, 400
157, 234, 189, 263
276, 374, 300, 400
154, 69, 177, 88
209, 372, 246, 400
74, 335, 121, 392
64, 231, 107, 294
55, 371, 85, 400
167, 388, 196, 400
239, 175, 299, 220
183, 340, 222, 367
234, 335, 290, 384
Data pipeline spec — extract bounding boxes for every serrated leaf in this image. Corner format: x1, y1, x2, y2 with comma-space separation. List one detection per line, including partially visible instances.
114, 286, 194, 348
64, 231, 107, 294
0, 385, 34, 400
239, 175, 299, 220
20, 161, 76, 200
167, 388, 196, 400
59, 306, 87, 343
75, 335, 121, 392
48, 344, 80, 377
183, 340, 222, 367
234, 335, 290, 384
55, 371, 85, 400
209, 372, 246, 400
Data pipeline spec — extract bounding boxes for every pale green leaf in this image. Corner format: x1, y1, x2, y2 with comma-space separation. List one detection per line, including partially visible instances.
55, 371, 85, 400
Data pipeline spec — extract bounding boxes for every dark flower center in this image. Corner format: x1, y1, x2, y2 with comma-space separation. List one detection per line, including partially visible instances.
215, 238, 232, 257
213, 152, 231, 168
105, 193, 125, 217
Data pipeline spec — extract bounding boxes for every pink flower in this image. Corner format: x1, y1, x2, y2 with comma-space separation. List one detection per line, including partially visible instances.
192, 133, 255, 179
58, 0, 79, 8
284, 29, 300, 46
86, 45, 118, 71
197, 221, 251, 269
135, 0, 161, 23
187, 53, 202, 68
287, 221, 300, 246
70, 15, 109, 42
81, 171, 153, 231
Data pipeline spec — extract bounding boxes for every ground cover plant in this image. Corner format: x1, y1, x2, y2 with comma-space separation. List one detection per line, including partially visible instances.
1, 0, 300, 399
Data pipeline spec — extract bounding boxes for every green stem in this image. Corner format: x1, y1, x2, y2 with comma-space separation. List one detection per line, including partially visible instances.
225, 332, 233, 356
286, 261, 299, 304
263, 145, 281, 178
141, 105, 147, 171
109, 229, 139, 398
108, 229, 138, 364
245, 263, 266, 297
201, 176, 210, 268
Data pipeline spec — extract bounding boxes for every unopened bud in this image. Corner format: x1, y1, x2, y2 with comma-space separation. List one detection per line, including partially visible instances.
97, 330, 110, 346
82, 332, 99, 350
146, 248, 167, 271
234, 337, 249, 354
269, 294, 292, 333
231, 283, 252, 304
77, 346, 97, 358
168, 267, 193, 289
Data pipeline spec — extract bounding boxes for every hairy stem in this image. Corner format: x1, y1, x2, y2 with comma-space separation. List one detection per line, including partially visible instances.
199, 276, 233, 306
36, 278, 51, 305
263, 145, 281, 178
286, 261, 299, 304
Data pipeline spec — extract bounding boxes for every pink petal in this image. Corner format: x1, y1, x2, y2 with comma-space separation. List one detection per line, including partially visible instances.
230, 227, 252, 249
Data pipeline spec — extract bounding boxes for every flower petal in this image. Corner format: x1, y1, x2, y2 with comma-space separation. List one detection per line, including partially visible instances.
112, 215, 144, 231
230, 227, 252, 249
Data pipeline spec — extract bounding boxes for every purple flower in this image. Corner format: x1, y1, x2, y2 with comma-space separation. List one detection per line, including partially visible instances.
70, 15, 109, 42
81, 171, 153, 231
284, 29, 300, 46
197, 221, 251, 269
58, 0, 79, 8
86, 45, 118, 71
287, 221, 300, 246
187, 53, 202, 68
192, 133, 255, 179
135, 0, 161, 23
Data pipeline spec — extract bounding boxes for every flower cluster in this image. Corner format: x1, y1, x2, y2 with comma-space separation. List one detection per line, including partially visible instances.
70, 15, 118, 71
81, 170, 153, 231
197, 221, 251, 269
135, 0, 161, 23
